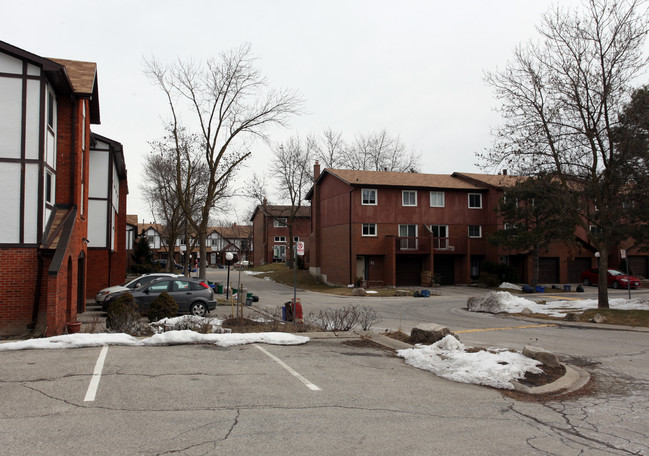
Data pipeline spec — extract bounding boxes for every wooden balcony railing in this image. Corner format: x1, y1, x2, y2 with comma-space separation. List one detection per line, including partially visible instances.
395, 237, 430, 253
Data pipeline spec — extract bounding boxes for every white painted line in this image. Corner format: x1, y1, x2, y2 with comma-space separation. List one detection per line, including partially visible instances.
255, 344, 321, 391
84, 345, 109, 402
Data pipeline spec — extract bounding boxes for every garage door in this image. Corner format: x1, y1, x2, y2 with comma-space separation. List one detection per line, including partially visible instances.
568, 257, 591, 283
396, 256, 422, 286
538, 257, 559, 284
433, 257, 455, 285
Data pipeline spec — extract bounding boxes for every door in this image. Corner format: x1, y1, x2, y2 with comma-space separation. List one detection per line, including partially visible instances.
434, 256, 455, 285
138, 280, 171, 313
568, 257, 591, 283
431, 225, 448, 249
396, 255, 422, 286
168, 279, 195, 311
538, 258, 559, 283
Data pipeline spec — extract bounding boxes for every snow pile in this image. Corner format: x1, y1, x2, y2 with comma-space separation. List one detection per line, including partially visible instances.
499, 282, 522, 291
468, 291, 649, 317
467, 291, 537, 314
398, 335, 542, 390
0, 331, 309, 351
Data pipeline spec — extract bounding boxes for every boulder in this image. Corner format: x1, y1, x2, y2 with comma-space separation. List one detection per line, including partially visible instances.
410, 323, 458, 345
352, 288, 367, 296
394, 289, 411, 296
592, 313, 607, 324
522, 345, 561, 368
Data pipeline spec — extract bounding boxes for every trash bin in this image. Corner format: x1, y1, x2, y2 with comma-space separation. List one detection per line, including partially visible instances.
283, 301, 293, 322
421, 289, 431, 297
535, 286, 545, 293
246, 297, 253, 306
217, 283, 224, 294
563, 285, 571, 292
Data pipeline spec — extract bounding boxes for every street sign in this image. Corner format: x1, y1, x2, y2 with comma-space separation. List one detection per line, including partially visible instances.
296, 241, 305, 256
621, 249, 627, 259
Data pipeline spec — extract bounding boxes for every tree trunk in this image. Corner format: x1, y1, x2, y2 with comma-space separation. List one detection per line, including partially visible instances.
198, 223, 207, 280
597, 246, 610, 309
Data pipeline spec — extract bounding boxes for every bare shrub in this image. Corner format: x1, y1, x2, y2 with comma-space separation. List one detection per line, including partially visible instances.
357, 305, 381, 331
106, 293, 151, 336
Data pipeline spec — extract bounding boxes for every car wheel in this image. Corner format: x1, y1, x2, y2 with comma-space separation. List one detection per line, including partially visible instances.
189, 302, 207, 317
612, 281, 620, 289
583, 278, 591, 286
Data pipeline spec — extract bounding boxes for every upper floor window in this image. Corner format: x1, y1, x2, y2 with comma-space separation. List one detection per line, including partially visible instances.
362, 223, 377, 237
47, 92, 54, 129
274, 218, 287, 228
468, 225, 482, 238
362, 188, 377, 205
45, 171, 53, 205
402, 190, 417, 206
468, 193, 482, 209
430, 191, 445, 207
274, 236, 286, 243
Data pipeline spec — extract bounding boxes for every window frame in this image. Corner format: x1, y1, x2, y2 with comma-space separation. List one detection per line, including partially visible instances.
430, 191, 445, 208
362, 223, 377, 237
274, 236, 286, 243
468, 225, 482, 238
468, 193, 483, 209
273, 217, 287, 228
361, 188, 377, 206
402, 190, 417, 207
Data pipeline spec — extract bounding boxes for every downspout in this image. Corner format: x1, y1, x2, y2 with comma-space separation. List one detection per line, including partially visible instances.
349, 188, 354, 285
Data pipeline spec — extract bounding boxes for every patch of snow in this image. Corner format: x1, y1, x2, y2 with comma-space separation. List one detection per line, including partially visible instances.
398, 335, 542, 390
366, 290, 378, 294
499, 282, 522, 290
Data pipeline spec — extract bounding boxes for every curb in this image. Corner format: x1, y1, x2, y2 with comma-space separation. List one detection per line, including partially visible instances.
362, 331, 591, 396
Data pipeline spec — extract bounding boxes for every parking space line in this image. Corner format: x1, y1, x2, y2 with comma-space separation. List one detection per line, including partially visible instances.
455, 324, 557, 334
255, 345, 321, 391
84, 345, 109, 402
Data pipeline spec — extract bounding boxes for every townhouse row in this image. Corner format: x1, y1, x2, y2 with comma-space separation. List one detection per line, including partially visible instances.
0, 41, 128, 336
253, 162, 649, 288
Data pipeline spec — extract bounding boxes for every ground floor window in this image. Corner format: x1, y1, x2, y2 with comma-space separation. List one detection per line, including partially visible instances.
273, 244, 286, 262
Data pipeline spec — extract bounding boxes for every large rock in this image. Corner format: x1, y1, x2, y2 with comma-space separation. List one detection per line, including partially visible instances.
522, 345, 561, 368
410, 323, 457, 345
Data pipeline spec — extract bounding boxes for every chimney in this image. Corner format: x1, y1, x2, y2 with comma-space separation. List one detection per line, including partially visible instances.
502, 169, 508, 175
314, 160, 320, 180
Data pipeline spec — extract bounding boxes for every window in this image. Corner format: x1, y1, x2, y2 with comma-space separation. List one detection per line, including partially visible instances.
402, 190, 417, 206
468, 225, 482, 238
430, 191, 445, 207
589, 225, 602, 237
47, 92, 54, 128
431, 225, 448, 249
362, 223, 377, 236
274, 218, 287, 228
148, 281, 170, 293
362, 188, 377, 205
399, 224, 418, 249
468, 193, 482, 209
45, 171, 53, 204
274, 236, 286, 243
293, 236, 299, 242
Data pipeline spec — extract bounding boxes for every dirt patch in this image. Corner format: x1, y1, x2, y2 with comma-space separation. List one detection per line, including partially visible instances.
221, 317, 317, 333
383, 330, 413, 343
343, 337, 397, 354
518, 364, 566, 387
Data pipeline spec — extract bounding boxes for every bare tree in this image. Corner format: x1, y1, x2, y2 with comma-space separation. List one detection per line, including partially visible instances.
144, 44, 303, 279
483, 0, 649, 308
313, 128, 421, 172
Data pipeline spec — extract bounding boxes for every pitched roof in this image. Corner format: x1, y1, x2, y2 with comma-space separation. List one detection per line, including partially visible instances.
250, 204, 311, 221
322, 169, 489, 190
49, 58, 100, 124
452, 172, 524, 189
214, 225, 252, 239
126, 215, 139, 227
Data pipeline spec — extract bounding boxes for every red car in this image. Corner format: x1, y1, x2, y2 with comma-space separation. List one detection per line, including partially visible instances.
580, 268, 641, 289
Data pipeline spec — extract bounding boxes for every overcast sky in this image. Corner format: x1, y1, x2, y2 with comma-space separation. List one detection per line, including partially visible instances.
4, 0, 605, 223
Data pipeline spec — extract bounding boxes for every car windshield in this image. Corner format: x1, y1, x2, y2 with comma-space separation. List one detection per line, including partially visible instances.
608, 269, 625, 276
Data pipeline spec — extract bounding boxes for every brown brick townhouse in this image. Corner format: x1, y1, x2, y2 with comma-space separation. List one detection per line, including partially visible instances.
250, 204, 311, 266
0, 41, 128, 336
306, 163, 649, 287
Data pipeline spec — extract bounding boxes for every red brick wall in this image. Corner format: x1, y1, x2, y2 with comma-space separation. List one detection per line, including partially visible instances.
0, 249, 39, 335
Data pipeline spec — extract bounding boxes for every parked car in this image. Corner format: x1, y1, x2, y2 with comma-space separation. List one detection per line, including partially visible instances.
234, 260, 252, 269
96, 273, 183, 308
105, 277, 216, 317
580, 268, 641, 289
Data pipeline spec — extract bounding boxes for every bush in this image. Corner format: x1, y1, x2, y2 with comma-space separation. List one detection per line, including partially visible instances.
479, 272, 500, 287
481, 261, 519, 284
305, 304, 381, 332
106, 293, 150, 336
148, 291, 178, 322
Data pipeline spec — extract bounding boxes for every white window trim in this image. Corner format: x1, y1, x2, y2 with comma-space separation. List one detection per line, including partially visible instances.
362, 223, 377, 237
468, 193, 483, 209
274, 236, 286, 243
402, 190, 417, 207
430, 191, 445, 207
361, 188, 377, 206
468, 225, 482, 238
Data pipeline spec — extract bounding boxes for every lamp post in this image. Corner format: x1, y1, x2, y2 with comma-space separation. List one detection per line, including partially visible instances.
225, 252, 234, 299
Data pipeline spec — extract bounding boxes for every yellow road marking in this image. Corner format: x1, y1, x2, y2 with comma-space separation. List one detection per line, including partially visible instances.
455, 324, 557, 334
542, 295, 583, 301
